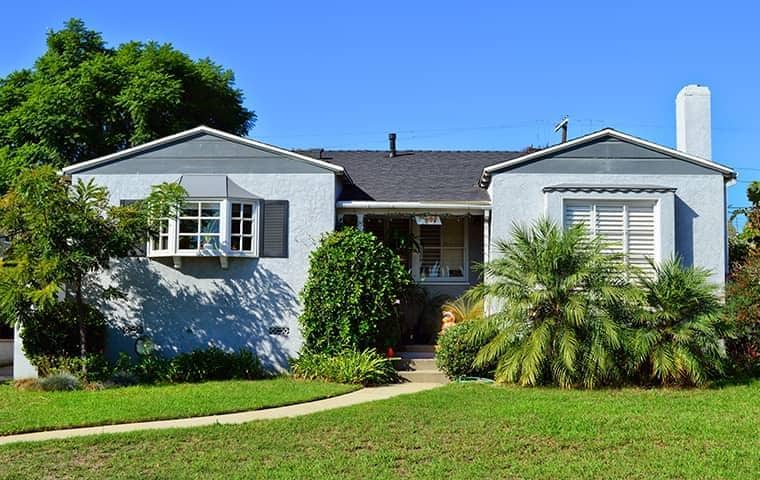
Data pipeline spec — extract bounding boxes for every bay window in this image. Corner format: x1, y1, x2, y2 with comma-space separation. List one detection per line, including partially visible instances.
178, 201, 222, 251
230, 202, 257, 252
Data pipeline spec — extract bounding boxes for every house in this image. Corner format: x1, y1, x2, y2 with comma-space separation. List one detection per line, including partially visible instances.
12, 84, 736, 378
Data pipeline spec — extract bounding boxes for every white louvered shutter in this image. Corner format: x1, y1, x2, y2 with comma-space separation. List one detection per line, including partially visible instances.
626, 203, 656, 274
564, 203, 592, 234
594, 204, 625, 255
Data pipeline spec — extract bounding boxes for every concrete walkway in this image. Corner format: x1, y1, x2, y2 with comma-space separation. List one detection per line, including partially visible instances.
0, 382, 441, 446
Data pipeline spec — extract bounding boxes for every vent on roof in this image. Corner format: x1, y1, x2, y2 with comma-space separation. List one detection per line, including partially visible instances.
388, 133, 397, 157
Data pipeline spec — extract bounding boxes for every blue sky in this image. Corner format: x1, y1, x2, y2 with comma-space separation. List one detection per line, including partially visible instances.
2, 1, 758, 218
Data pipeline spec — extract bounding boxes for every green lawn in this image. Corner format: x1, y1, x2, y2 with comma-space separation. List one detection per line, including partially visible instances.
2, 381, 759, 479
0, 378, 357, 435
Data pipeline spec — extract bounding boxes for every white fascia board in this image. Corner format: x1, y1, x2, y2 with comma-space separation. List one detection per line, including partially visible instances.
336, 201, 491, 211
480, 128, 736, 183
62, 126, 344, 174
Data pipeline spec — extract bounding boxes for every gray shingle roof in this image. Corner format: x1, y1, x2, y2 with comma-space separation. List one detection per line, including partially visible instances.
296, 150, 523, 202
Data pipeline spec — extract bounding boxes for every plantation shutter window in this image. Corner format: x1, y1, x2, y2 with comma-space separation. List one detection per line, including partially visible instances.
564, 200, 656, 273
418, 217, 466, 280
260, 200, 289, 258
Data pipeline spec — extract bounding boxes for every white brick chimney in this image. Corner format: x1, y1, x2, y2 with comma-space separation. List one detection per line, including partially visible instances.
676, 84, 712, 160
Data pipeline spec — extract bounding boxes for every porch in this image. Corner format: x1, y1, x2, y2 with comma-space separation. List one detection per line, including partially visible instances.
337, 201, 490, 344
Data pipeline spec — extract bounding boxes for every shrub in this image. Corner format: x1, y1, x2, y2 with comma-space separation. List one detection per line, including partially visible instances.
628, 258, 728, 386
725, 252, 760, 373
13, 378, 41, 391
299, 228, 412, 354
436, 322, 496, 379
467, 219, 639, 388
31, 354, 112, 383
38, 372, 82, 391
291, 349, 398, 385
169, 348, 265, 383
21, 301, 105, 361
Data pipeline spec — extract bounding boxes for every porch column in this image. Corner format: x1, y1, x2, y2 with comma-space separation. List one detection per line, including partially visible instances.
483, 210, 491, 263
356, 213, 364, 231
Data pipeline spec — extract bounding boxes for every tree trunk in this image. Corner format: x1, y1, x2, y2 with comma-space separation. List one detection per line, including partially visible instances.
75, 278, 87, 376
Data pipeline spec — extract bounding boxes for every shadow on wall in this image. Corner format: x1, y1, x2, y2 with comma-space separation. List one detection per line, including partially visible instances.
91, 257, 299, 371
675, 197, 698, 267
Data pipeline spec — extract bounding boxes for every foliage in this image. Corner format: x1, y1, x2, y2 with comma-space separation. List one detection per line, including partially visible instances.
291, 349, 398, 385
627, 259, 727, 386
113, 348, 266, 384
436, 321, 496, 379
466, 218, 640, 388
168, 348, 265, 383
399, 284, 450, 344
442, 295, 484, 323
32, 354, 112, 383
38, 372, 82, 392
0, 166, 185, 366
299, 228, 412, 354
0, 18, 255, 192
21, 301, 105, 362
725, 253, 760, 373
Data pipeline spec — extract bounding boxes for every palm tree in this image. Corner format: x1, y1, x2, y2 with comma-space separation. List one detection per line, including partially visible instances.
467, 218, 639, 388
628, 258, 727, 386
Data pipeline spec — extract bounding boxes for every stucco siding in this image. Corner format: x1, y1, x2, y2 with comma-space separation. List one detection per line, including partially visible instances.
74, 172, 335, 370
490, 172, 728, 286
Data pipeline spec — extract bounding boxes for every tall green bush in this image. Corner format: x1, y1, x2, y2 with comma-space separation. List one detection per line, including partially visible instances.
299, 228, 412, 354
436, 321, 496, 379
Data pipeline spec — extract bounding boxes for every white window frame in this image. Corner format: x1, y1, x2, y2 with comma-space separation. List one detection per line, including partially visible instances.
563, 198, 660, 267
146, 198, 261, 259
412, 217, 469, 284
176, 200, 224, 254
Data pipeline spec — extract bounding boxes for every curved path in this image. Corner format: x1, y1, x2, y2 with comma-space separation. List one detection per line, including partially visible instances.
0, 382, 441, 446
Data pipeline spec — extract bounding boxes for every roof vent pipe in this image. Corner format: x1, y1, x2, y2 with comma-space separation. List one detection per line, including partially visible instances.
388, 133, 397, 157
554, 117, 569, 143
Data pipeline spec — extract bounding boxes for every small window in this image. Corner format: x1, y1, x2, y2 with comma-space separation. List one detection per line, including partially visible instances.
151, 219, 170, 252
419, 217, 466, 280
178, 201, 221, 251
230, 202, 258, 252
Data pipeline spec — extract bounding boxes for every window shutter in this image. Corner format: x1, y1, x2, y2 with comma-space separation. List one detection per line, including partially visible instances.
120, 199, 146, 257
594, 205, 625, 254
261, 200, 289, 258
627, 204, 656, 273
564, 204, 592, 233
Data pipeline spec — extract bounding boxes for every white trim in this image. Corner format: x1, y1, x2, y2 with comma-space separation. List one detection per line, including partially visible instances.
480, 128, 736, 181
337, 201, 491, 211
61, 125, 345, 174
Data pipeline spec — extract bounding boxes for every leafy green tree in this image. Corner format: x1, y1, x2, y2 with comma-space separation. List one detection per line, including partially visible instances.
467, 219, 639, 388
299, 228, 412, 355
0, 18, 255, 192
0, 165, 185, 367
628, 259, 727, 386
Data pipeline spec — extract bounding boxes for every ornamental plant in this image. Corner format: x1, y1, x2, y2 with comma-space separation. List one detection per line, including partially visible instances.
299, 228, 412, 354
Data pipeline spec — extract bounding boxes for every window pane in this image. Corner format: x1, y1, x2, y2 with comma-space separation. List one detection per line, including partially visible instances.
419, 225, 441, 278
231, 236, 241, 251
179, 219, 198, 234
181, 203, 198, 217
178, 236, 198, 250
242, 237, 252, 251
200, 235, 219, 249
242, 220, 252, 235
231, 220, 241, 234
243, 204, 253, 218
201, 219, 220, 233
231, 203, 241, 218
441, 218, 464, 247
201, 202, 220, 217
160, 237, 168, 250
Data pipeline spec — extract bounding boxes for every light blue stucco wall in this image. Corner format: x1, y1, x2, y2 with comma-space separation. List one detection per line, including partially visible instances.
489, 171, 729, 287
73, 172, 336, 370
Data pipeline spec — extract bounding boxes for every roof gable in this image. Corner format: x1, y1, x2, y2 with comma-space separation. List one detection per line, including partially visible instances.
62, 126, 344, 175
480, 129, 735, 186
